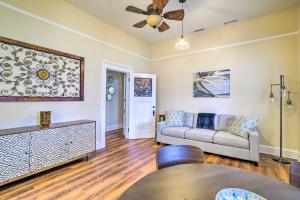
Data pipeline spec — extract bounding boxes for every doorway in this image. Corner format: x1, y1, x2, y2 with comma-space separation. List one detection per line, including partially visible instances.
100, 61, 157, 148
101, 61, 132, 148
105, 70, 125, 135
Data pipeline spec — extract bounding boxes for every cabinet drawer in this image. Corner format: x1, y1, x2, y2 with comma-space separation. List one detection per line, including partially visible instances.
0, 133, 30, 182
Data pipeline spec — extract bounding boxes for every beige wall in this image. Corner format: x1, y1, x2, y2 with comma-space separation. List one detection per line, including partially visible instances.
0, 0, 299, 156
0, 0, 150, 149
3, 0, 150, 58
298, 6, 300, 155
106, 70, 124, 130
151, 8, 300, 155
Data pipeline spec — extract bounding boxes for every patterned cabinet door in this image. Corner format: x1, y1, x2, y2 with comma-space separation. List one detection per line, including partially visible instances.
30, 127, 70, 172
0, 133, 30, 183
68, 122, 96, 159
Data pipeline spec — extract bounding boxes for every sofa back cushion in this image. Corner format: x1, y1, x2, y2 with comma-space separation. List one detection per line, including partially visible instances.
184, 112, 194, 128
217, 114, 236, 131
196, 113, 216, 130
165, 111, 185, 127
230, 117, 259, 138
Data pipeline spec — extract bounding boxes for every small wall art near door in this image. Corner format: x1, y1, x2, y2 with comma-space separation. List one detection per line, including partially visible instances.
134, 77, 152, 97
0, 36, 84, 102
193, 69, 230, 98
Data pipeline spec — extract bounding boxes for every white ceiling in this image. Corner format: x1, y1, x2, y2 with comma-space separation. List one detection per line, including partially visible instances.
68, 0, 300, 44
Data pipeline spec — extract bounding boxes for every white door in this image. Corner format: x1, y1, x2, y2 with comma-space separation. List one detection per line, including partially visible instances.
129, 73, 156, 139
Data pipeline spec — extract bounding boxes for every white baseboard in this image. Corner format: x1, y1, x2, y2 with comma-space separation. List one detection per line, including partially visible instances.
106, 124, 123, 132
96, 141, 104, 150
260, 145, 300, 161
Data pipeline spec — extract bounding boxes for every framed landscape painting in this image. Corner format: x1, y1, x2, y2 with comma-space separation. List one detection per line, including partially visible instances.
0, 36, 84, 102
193, 69, 230, 98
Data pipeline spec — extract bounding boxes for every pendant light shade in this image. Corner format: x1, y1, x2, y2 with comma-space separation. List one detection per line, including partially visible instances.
175, 1, 189, 50
175, 36, 189, 50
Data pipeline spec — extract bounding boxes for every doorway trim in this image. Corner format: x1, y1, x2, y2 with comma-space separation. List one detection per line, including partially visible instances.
101, 60, 133, 148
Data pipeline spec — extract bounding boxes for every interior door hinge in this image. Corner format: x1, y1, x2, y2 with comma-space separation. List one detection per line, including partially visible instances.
128, 78, 130, 82
128, 128, 129, 132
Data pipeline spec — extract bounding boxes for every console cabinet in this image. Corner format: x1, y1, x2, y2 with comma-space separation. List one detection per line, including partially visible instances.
0, 120, 96, 186
0, 133, 30, 182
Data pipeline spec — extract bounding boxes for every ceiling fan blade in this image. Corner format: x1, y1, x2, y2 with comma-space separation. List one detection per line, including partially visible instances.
153, 0, 168, 10
126, 6, 147, 15
161, 0, 169, 9
133, 20, 147, 28
158, 22, 170, 32
163, 9, 184, 21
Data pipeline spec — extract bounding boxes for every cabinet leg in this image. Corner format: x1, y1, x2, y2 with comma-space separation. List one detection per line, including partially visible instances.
156, 142, 161, 145
253, 162, 259, 166
85, 155, 89, 162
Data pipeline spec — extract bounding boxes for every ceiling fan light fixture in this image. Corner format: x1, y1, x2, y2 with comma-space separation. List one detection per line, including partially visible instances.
126, 0, 184, 32
146, 15, 163, 28
175, 36, 189, 50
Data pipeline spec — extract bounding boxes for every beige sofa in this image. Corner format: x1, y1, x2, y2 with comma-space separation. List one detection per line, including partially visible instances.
156, 114, 260, 165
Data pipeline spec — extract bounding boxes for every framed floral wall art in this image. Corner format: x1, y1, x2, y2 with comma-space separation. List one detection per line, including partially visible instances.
0, 36, 84, 102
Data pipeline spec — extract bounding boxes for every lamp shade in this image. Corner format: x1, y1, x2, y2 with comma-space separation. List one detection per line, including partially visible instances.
146, 15, 162, 27
175, 37, 190, 50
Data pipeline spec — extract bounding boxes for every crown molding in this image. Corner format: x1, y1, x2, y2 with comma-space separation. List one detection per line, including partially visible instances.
0, 1, 150, 62
151, 31, 299, 62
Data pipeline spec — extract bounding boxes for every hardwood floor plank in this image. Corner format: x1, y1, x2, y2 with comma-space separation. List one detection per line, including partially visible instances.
0, 131, 292, 200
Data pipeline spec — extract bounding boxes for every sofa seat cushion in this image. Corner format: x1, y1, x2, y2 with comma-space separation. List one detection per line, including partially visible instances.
214, 131, 249, 149
185, 128, 216, 143
162, 127, 191, 138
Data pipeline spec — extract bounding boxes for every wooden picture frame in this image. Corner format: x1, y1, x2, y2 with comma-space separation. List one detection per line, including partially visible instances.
0, 36, 84, 102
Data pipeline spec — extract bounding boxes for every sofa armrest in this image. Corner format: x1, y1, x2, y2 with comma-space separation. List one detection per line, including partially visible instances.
249, 130, 260, 162
156, 121, 166, 141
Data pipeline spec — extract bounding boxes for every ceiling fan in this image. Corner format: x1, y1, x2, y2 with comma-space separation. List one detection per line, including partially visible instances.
125, 0, 185, 32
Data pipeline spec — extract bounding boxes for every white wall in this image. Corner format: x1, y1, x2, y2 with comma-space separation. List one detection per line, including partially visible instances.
1, 0, 299, 158
151, 7, 300, 156
105, 70, 124, 132
0, 0, 150, 149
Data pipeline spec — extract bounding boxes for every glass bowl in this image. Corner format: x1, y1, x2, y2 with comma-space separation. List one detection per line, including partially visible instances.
216, 188, 266, 200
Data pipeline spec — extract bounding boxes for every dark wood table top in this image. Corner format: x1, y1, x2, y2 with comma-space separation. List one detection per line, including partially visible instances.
120, 164, 300, 200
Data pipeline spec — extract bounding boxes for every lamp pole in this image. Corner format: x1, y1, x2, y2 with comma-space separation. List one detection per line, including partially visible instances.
270, 75, 290, 164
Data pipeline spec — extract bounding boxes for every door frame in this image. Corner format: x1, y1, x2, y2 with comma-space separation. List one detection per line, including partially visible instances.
101, 60, 133, 147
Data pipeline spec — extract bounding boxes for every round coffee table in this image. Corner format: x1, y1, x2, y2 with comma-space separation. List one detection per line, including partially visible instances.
119, 164, 300, 200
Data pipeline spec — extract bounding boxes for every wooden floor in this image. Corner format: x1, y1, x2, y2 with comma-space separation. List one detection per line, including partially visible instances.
0, 130, 291, 200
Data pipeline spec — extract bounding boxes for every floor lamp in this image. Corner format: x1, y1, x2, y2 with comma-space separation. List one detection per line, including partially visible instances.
269, 75, 292, 164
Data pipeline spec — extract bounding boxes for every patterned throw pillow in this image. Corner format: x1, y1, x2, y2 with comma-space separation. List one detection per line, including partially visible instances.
217, 114, 236, 131
230, 117, 259, 138
184, 112, 194, 128
165, 111, 185, 127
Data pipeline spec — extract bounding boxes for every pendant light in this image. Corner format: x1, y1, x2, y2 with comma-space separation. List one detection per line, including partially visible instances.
175, 0, 189, 50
